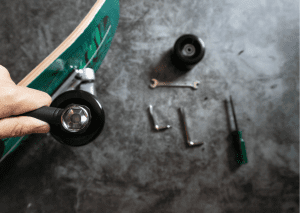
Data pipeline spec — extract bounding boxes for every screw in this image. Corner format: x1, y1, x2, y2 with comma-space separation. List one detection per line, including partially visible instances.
61, 105, 90, 132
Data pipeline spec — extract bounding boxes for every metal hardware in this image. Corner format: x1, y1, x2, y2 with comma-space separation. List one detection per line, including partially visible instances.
150, 79, 199, 89
52, 68, 96, 100
148, 105, 171, 131
179, 108, 204, 146
61, 105, 91, 133
75, 68, 96, 95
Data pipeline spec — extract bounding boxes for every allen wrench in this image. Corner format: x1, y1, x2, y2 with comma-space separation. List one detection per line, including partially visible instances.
179, 107, 204, 146
148, 105, 171, 131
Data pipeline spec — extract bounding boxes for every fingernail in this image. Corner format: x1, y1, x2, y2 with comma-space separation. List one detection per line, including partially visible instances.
35, 127, 50, 135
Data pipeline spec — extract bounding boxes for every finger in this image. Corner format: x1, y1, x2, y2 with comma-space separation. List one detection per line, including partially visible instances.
0, 86, 52, 118
0, 65, 16, 85
0, 116, 50, 139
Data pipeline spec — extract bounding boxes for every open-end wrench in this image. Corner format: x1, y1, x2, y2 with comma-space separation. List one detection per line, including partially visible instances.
179, 108, 204, 146
149, 105, 171, 131
150, 79, 200, 90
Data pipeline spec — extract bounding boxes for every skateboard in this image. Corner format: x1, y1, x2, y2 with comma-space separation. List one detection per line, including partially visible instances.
0, 0, 119, 162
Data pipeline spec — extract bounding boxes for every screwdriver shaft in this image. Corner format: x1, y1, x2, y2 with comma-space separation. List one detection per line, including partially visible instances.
230, 95, 239, 131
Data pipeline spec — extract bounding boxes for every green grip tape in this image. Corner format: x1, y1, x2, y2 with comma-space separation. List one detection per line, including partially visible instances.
238, 131, 248, 164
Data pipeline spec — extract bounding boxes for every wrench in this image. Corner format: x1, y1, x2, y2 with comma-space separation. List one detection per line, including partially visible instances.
149, 105, 171, 131
179, 108, 204, 146
150, 79, 200, 90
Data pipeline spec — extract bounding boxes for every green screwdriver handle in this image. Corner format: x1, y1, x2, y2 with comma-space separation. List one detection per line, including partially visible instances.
238, 131, 248, 164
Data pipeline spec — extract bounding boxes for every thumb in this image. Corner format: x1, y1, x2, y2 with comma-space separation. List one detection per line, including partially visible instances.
0, 116, 50, 139
0, 65, 16, 85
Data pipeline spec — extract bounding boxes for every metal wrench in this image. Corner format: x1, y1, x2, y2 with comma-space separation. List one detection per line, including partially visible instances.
179, 108, 204, 146
149, 105, 171, 131
150, 79, 200, 90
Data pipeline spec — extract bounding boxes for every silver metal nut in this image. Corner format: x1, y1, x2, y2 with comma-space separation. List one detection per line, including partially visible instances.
62, 105, 90, 132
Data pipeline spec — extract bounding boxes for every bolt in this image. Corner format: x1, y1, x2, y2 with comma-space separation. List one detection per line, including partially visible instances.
61, 105, 90, 132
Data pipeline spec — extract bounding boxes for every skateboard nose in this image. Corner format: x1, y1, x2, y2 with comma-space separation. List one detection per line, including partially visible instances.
61, 105, 91, 133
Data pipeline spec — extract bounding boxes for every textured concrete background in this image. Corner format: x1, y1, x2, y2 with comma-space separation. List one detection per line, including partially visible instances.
0, 0, 299, 212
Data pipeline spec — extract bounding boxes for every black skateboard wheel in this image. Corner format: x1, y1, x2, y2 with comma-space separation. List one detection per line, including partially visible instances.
171, 34, 205, 71
0, 139, 4, 159
50, 90, 105, 146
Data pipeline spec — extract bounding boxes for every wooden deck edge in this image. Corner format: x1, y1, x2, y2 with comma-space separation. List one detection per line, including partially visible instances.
18, 0, 105, 87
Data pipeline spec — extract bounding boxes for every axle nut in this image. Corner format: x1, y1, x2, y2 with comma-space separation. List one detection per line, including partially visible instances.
62, 105, 90, 132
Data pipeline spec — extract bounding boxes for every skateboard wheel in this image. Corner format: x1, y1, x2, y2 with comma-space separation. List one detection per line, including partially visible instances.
171, 34, 205, 71
50, 90, 105, 146
0, 140, 4, 158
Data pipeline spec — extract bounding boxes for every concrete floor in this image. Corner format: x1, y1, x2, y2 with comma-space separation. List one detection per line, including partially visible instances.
0, 0, 299, 212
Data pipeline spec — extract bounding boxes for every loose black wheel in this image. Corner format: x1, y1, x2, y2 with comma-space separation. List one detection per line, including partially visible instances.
171, 34, 205, 71
50, 90, 105, 146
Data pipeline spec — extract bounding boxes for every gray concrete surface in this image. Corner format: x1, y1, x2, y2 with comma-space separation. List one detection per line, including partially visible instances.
0, 0, 299, 212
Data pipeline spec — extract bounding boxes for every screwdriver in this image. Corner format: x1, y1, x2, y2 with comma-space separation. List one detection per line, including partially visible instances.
229, 95, 248, 165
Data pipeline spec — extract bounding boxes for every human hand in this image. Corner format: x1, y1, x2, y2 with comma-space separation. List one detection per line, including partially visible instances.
0, 65, 52, 139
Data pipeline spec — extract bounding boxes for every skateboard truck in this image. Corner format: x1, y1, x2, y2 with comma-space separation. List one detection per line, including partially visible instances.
16, 68, 105, 147
52, 68, 97, 100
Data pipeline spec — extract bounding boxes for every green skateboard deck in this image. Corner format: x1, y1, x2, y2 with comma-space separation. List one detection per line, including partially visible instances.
0, 0, 119, 162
